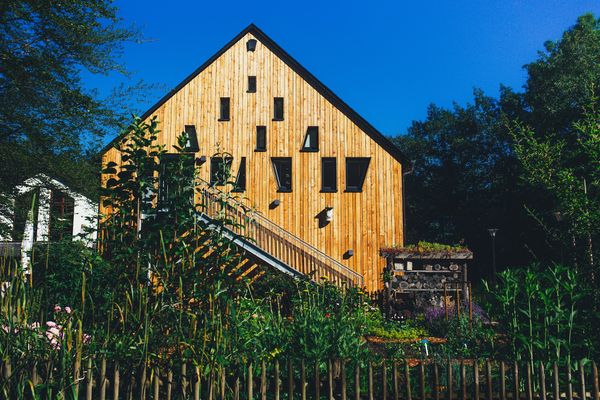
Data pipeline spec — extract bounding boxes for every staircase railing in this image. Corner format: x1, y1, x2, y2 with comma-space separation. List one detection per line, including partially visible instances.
198, 184, 364, 288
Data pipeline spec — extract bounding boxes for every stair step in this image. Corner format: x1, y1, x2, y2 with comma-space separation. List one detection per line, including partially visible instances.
248, 269, 266, 284
228, 256, 250, 275
238, 262, 259, 280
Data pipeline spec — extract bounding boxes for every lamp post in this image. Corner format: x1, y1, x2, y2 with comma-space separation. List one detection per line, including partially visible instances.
488, 228, 499, 283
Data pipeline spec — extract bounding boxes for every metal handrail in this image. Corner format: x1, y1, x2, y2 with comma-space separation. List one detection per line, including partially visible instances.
198, 182, 364, 287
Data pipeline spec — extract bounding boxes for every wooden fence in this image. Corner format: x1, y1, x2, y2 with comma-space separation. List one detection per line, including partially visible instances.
3, 357, 600, 400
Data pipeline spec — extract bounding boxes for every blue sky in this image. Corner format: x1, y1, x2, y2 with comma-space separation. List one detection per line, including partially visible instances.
87, 0, 600, 140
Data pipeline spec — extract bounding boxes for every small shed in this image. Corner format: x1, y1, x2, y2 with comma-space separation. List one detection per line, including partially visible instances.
380, 244, 473, 318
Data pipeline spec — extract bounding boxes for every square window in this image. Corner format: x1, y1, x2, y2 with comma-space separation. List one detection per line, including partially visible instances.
271, 157, 292, 192
273, 97, 284, 121
256, 126, 267, 151
301, 126, 319, 152
219, 97, 230, 121
345, 157, 370, 192
321, 158, 337, 192
247, 76, 257, 93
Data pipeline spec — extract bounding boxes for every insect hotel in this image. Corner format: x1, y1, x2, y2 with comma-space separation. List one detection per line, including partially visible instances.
380, 244, 473, 318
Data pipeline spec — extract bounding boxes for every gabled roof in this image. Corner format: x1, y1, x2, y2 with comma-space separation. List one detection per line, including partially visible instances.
101, 24, 407, 164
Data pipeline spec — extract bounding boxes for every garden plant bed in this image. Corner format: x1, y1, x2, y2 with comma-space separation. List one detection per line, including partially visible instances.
365, 335, 447, 344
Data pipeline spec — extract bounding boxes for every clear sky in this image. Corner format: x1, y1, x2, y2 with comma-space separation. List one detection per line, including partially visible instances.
87, 0, 600, 141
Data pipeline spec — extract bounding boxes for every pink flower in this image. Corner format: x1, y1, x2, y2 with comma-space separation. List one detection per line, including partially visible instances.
47, 327, 61, 337
46, 321, 57, 328
83, 334, 92, 344
65, 307, 72, 314
53, 305, 62, 313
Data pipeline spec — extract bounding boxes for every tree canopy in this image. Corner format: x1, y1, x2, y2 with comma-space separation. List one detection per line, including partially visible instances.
0, 1, 142, 196
394, 14, 600, 284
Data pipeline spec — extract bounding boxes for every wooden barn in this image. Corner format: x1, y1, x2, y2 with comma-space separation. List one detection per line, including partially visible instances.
100, 24, 406, 292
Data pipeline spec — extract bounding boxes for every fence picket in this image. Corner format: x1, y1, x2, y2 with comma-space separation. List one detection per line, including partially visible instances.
126, 372, 134, 400
486, 360, 493, 400
448, 359, 453, 400
421, 361, 427, 400
527, 362, 533, 400
568, 360, 574, 400
474, 360, 480, 400
394, 362, 399, 400
514, 362, 520, 400
369, 362, 374, 400
248, 362, 254, 400
461, 360, 466, 400
153, 367, 160, 400
383, 361, 388, 400
289, 359, 294, 400
500, 361, 506, 400
406, 360, 413, 400
329, 360, 334, 400
301, 360, 306, 400
140, 364, 147, 400
113, 362, 120, 400
593, 362, 599, 400
99, 357, 107, 400
261, 360, 267, 400
553, 363, 559, 400
182, 362, 188, 399
539, 362, 546, 400
434, 362, 440, 400
194, 365, 200, 400
316, 360, 321, 400
355, 363, 360, 400
86, 358, 93, 400
275, 360, 280, 400
580, 361, 587, 400
342, 360, 347, 400
167, 369, 173, 400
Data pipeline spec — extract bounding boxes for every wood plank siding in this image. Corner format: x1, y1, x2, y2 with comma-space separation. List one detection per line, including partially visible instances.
100, 25, 404, 291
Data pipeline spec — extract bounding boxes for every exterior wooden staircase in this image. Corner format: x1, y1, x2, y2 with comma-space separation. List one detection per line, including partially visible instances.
99, 186, 364, 287
198, 184, 364, 288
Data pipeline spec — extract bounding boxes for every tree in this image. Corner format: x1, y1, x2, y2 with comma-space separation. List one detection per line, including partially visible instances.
524, 14, 600, 137
394, 14, 600, 280
510, 106, 599, 284
393, 89, 539, 280
0, 1, 143, 197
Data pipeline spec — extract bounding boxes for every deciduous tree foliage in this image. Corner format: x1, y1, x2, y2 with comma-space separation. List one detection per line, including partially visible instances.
394, 14, 600, 282
0, 1, 139, 196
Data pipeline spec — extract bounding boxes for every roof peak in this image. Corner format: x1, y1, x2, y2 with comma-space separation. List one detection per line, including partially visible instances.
100, 24, 407, 164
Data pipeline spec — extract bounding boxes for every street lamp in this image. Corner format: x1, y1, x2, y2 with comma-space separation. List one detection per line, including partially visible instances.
488, 228, 499, 283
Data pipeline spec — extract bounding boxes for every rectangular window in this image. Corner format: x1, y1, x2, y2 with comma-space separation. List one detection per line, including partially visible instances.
255, 126, 267, 151
233, 157, 247, 192
49, 190, 75, 241
158, 154, 195, 209
272, 157, 292, 192
219, 97, 230, 121
301, 126, 319, 152
345, 157, 370, 192
273, 97, 284, 121
321, 158, 337, 192
247, 76, 257, 93
210, 156, 233, 186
